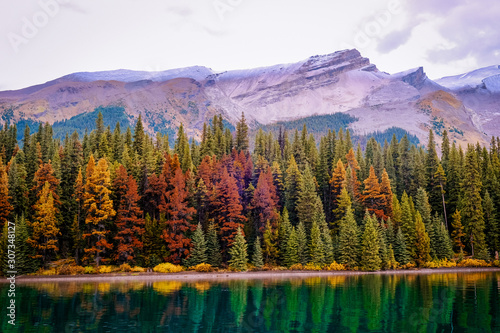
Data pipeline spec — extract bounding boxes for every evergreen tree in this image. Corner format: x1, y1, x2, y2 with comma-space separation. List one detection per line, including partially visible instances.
284, 155, 302, 225
142, 214, 165, 267
235, 112, 249, 152
360, 214, 381, 271
284, 226, 299, 267
451, 210, 465, 253
263, 220, 278, 264
414, 212, 431, 266
297, 164, 318, 230
338, 207, 360, 269
483, 190, 499, 255
400, 192, 416, 257
206, 221, 222, 267
309, 220, 325, 265
228, 227, 248, 271
15, 215, 38, 274
362, 166, 385, 219
460, 146, 489, 259
252, 236, 264, 269
186, 223, 208, 267
394, 227, 411, 265
296, 221, 308, 265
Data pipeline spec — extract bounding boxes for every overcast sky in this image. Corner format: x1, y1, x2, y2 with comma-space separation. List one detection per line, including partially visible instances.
1, 0, 499, 91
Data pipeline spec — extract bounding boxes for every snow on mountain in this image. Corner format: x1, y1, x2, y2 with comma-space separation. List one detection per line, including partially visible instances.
436, 65, 500, 91
60, 66, 214, 83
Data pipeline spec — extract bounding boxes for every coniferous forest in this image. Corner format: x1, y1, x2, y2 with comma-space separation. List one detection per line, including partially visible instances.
0, 111, 499, 274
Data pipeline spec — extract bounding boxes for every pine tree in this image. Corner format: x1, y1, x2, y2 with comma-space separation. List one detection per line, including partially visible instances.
338, 206, 360, 269
309, 220, 325, 265
414, 212, 431, 266
400, 192, 416, 257
379, 169, 393, 219
315, 196, 334, 264
330, 159, 346, 222
285, 155, 302, 225
15, 215, 38, 274
142, 214, 165, 267
394, 227, 411, 265
284, 226, 299, 267
186, 223, 208, 267
296, 221, 308, 265
228, 227, 248, 271
206, 221, 222, 267
235, 112, 249, 152
435, 219, 453, 260
252, 236, 264, 269
262, 220, 279, 264
360, 214, 381, 271
460, 146, 489, 259
296, 164, 318, 231
483, 190, 499, 255
451, 210, 465, 253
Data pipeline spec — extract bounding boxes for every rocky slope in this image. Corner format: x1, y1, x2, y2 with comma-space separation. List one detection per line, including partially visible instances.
0, 50, 498, 146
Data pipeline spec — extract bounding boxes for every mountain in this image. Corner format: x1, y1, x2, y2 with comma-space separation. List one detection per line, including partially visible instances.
1, 50, 498, 146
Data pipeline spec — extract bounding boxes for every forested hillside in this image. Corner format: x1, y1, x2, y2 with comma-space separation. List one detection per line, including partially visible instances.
0, 111, 499, 273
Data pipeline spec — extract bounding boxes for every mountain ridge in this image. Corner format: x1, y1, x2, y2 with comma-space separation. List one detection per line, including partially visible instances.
1, 49, 498, 147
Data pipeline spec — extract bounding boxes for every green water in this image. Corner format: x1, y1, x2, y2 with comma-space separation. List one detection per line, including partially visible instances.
1, 272, 499, 332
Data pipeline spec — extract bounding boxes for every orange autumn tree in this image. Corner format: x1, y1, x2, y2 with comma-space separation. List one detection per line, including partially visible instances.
251, 166, 279, 236
32, 159, 60, 207
362, 166, 386, 220
345, 148, 362, 200
28, 181, 60, 266
82, 155, 116, 266
113, 165, 145, 264
162, 165, 196, 264
214, 166, 246, 252
379, 168, 394, 219
0, 156, 12, 229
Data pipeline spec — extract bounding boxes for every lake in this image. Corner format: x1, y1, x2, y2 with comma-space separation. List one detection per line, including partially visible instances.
1, 271, 499, 332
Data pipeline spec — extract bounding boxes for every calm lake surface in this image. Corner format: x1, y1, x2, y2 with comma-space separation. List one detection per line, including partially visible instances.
1, 271, 499, 332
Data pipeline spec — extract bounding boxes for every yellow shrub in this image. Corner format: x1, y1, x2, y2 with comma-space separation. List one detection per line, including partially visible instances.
289, 263, 304, 270
457, 258, 490, 267
400, 262, 416, 270
38, 268, 57, 276
492, 260, 500, 267
190, 263, 214, 272
304, 263, 323, 271
84, 266, 96, 274
98, 265, 115, 274
119, 263, 132, 272
326, 261, 346, 271
69, 266, 86, 275
131, 266, 146, 272
153, 263, 184, 273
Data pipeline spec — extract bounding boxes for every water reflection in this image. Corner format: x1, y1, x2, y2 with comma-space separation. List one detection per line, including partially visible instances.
1, 272, 499, 332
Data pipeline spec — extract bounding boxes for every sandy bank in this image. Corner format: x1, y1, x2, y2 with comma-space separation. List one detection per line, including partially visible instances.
3, 267, 499, 284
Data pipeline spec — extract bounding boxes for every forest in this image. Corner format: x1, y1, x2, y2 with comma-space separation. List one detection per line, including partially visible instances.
0, 111, 499, 274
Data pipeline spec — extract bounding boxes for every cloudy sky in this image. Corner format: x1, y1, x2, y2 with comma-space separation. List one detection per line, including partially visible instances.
1, 0, 499, 91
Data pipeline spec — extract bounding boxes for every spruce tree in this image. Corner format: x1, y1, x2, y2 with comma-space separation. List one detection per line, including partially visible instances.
414, 212, 431, 266
186, 223, 208, 267
296, 221, 308, 265
206, 222, 222, 267
360, 214, 381, 271
460, 146, 489, 259
309, 220, 325, 265
284, 226, 299, 267
394, 227, 411, 265
228, 227, 248, 271
483, 190, 499, 255
278, 208, 292, 264
296, 164, 317, 230
451, 210, 465, 253
252, 236, 264, 269
263, 220, 278, 264
338, 207, 360, 269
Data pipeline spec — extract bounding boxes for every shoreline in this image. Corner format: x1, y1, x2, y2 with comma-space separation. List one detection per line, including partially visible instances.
4, 267, 500, 284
